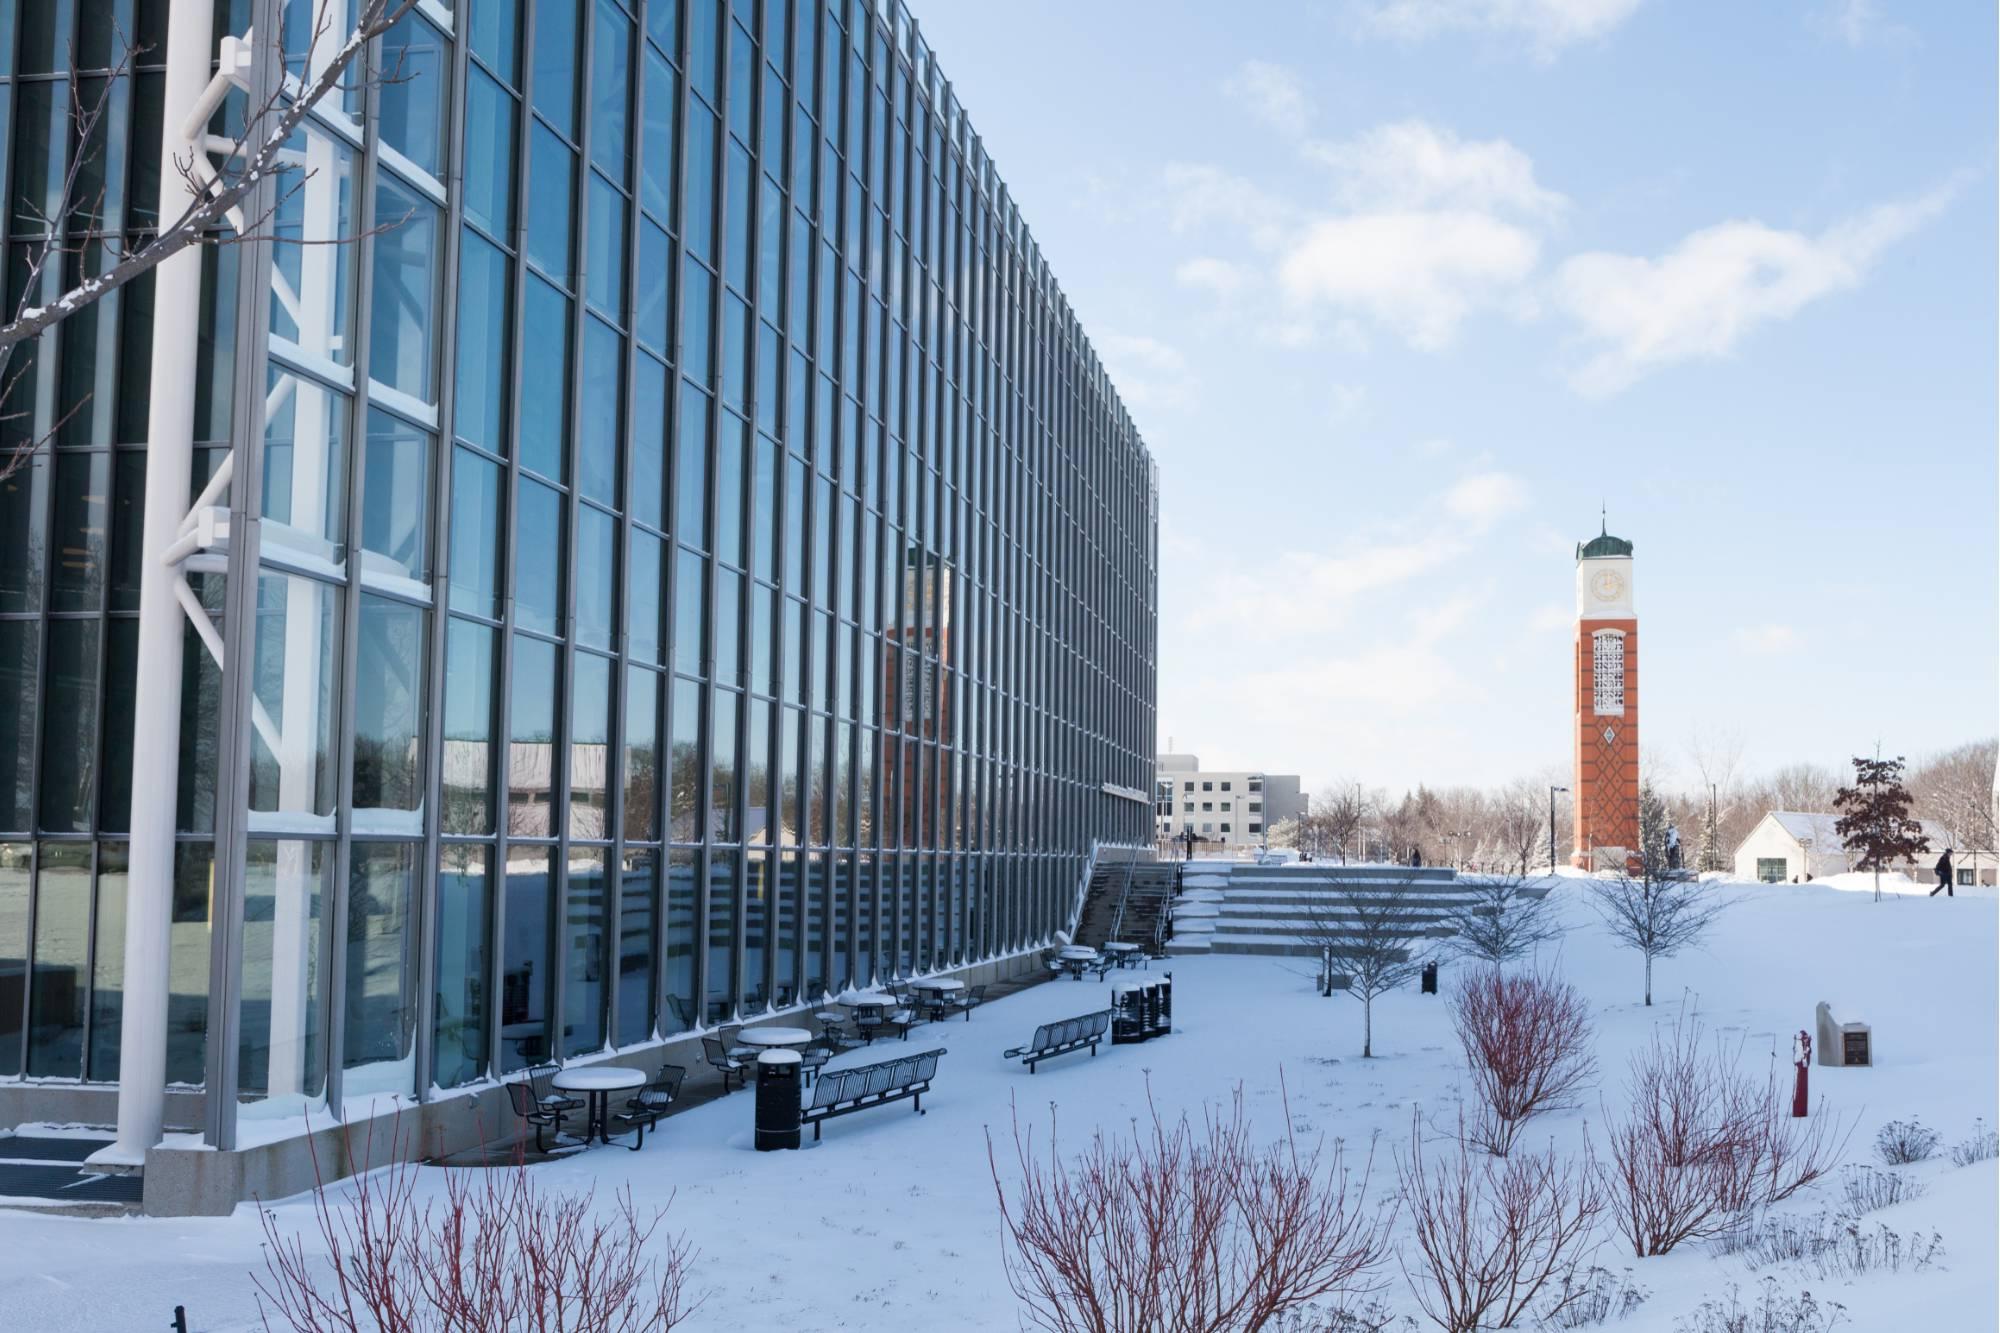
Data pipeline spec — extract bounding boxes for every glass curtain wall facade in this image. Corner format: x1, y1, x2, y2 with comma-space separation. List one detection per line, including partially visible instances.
0, 0, 1158, 1122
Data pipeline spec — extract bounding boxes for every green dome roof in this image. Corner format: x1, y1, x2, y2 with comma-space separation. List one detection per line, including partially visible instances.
1576, 518, 1632, 561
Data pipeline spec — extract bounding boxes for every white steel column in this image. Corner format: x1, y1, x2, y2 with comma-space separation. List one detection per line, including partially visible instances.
91, 0, 217, 1169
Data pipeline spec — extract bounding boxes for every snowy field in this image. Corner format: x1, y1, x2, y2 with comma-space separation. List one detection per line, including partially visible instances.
2, 877, 1995, 1331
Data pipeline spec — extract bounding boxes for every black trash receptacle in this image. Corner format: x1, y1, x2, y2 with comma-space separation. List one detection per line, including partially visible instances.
1111, 982, 1145, 1044
755, 1050, 802, 1151
1421, 962, 1438, 995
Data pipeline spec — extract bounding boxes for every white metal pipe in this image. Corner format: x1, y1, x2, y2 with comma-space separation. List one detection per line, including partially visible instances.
178, 448, 237, 536
90, 0, 217, 1173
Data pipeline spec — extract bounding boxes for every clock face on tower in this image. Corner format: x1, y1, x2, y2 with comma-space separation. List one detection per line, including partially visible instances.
1591, 569, 1625, 602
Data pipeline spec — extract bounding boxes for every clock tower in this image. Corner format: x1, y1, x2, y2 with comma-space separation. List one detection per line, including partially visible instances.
1572, 521, 1639, 870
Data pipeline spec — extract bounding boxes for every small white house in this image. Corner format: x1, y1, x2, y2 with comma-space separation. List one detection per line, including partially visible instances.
1732, 811, 1996, 886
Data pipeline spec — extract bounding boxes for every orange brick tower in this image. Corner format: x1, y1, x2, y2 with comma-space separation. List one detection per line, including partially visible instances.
1571, 521, 1639, 869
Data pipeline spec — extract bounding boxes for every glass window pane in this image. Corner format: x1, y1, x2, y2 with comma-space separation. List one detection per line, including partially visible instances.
343, 842, 419, 1097
239, 839, 330, 1115
269, 126, 355, 364
49, 450, 109, 613
585, 176, 627, 325
681, 261, 712, 385
636, 219, 671, 357
674, 546, 706, 676
752, 432, 776, 580
721, 292, 749, 410
570, 651, 612, 841
249, 573, 341, 818
669, 680, 702, 840
455, 228, 511, 455
379, 13, 450, 179
575, 504, 617, 651
742, 847, 767, 1008
166, 843, 212, 1084
590, 0, 632, 182
514, 478, 564, 636
640, 48, 677, 221
353, 594, 428, 824
36, 618, 97, 833
563, 848, 608, 1055
689, 0, 720, 105
443, 618, 497, 835
531, 0, 579, 134
625, 666, 660, 841
616, 848, 656, 1045
527, 123, 576, 283
0, 454, 46, 614
628, 529, 664, 664
685, 100, 717, 264
434, 843, 490, 1087
716, 409, 745, 566
448, 446, 504, 617
509, 634, 558, 839
463, 68, 517, 236
109, 451, 144, 613
370, 180, 441, 403
711, 686, 738, 840
519, 277, 572, 479
0, 844, 23, 1074
87, 844, 127, 1080
724, 141, 751, 293
361, 409, 433, 585
26, 843, 89, 1076
677, 386, 710, 548
727, 19, 753, 143
704, 846, 735, 1020
578, 315, 622, 505
262, 366, 349, 563
632, 350, 666, 528
663, 848, 695, 1032
472, 0, 520, 83
715, 569, 740, 683
499, 846, 551, 1071
100, 618, 137, 833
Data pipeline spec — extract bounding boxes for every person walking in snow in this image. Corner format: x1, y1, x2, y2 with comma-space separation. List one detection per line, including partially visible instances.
1931, 847, 1955, 897
1408, 845, 1422, 868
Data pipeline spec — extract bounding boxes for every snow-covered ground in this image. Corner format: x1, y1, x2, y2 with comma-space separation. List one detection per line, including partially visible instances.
2, 878, 1994, 1331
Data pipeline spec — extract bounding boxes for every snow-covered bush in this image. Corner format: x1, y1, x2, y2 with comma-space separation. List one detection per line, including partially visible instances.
1738, 1211, 1943, 1279
989, 1082, 1392, 1333
1872, 1118, 1939, 1165
1839, 1163, 1926, 1213
1397, 1110, 1607, 1333
254, 1120, 700, 1333
1536, 1267, 1647, 1328
1673, 1279, 1846, 1333
1450, 964, 1598, 1157
1948, 1118, 1999, 1167
1601, 1013, 1850, 1257
1275, 1299, 1416, 1332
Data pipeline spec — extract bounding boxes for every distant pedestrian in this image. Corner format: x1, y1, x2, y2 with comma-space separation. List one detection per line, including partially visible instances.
1408, 845, 1422, 868
1932, 848, 1955, 897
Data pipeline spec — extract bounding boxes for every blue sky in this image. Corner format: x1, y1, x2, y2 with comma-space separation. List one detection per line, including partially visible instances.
911, 0, 1996, 796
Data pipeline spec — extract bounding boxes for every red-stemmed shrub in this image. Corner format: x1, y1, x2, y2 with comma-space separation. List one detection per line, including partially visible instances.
254, 1115, 700, 1331
1601, 1013, 1850, 1258
1397, 1109, 1608, 1333
988, 1080, 1394, 1333
1450, 964, 1598, 1157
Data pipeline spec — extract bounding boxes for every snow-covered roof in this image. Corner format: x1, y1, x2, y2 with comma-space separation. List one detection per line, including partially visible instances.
1762, 811, 1975, 854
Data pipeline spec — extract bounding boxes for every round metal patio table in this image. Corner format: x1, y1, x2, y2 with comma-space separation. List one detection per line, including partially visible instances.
551, 1066, 647, 1146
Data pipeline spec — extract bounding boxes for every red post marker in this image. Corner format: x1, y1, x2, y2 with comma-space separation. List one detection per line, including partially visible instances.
1792, 1030, 1811, 1118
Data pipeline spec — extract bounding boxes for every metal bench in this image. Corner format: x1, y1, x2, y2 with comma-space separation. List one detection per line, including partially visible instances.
1003, 1009, 1113, 1073
799, 1048, 946, 1141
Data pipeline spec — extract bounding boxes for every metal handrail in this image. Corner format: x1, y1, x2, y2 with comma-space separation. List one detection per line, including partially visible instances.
1107, 856, 1140, 943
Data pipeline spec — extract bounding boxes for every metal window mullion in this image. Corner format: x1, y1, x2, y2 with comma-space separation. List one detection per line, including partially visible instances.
412, 5, 475, 1098
204, 0, 285, 1152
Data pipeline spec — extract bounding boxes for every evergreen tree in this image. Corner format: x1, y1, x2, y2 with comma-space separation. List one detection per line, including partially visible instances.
1833, 754, 1930, 902
1638, 783, 1671, 875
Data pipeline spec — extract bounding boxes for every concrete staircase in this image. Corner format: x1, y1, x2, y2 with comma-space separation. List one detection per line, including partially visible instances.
1165, 862, 1478, 958
1075, 859, 1182, 953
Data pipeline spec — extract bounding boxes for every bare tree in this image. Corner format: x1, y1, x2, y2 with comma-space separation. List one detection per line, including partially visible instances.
1316, 786, 1370, 864
1449, 964, 1598, 1158
1398, 1109, 1607, 1332
1687, 726, 1744, 874
1301, 877, 1435, 1057
1766, 762, 1842, 814
1587, 869, 1728, 1007
1486, 779, 1546, 875
0, 0, 419, 481
1438, 875, 1560, 966
1910, 740, 1998, 883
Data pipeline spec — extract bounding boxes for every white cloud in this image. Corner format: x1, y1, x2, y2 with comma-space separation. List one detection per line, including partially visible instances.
1733, 624, 1801, 655
1819, 0, 1913, 48
1308, 120, 1568, 220
1224, 60, 1314, 139
1530, 602, 1573, 632
1160, 163, 1295, 247
1553, 183, 1959, 394
1175, 256, 1252, 299
1279, 210, 1541, 349
1097, 332, 1194, 411
1242, 645, 1468, 714
1361, 0, 1644, 56
1443, 470, 1531, 530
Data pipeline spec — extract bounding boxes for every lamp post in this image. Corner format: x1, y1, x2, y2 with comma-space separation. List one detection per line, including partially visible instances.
1549, 786, 1569, 873
1707, 782, 1719, 873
